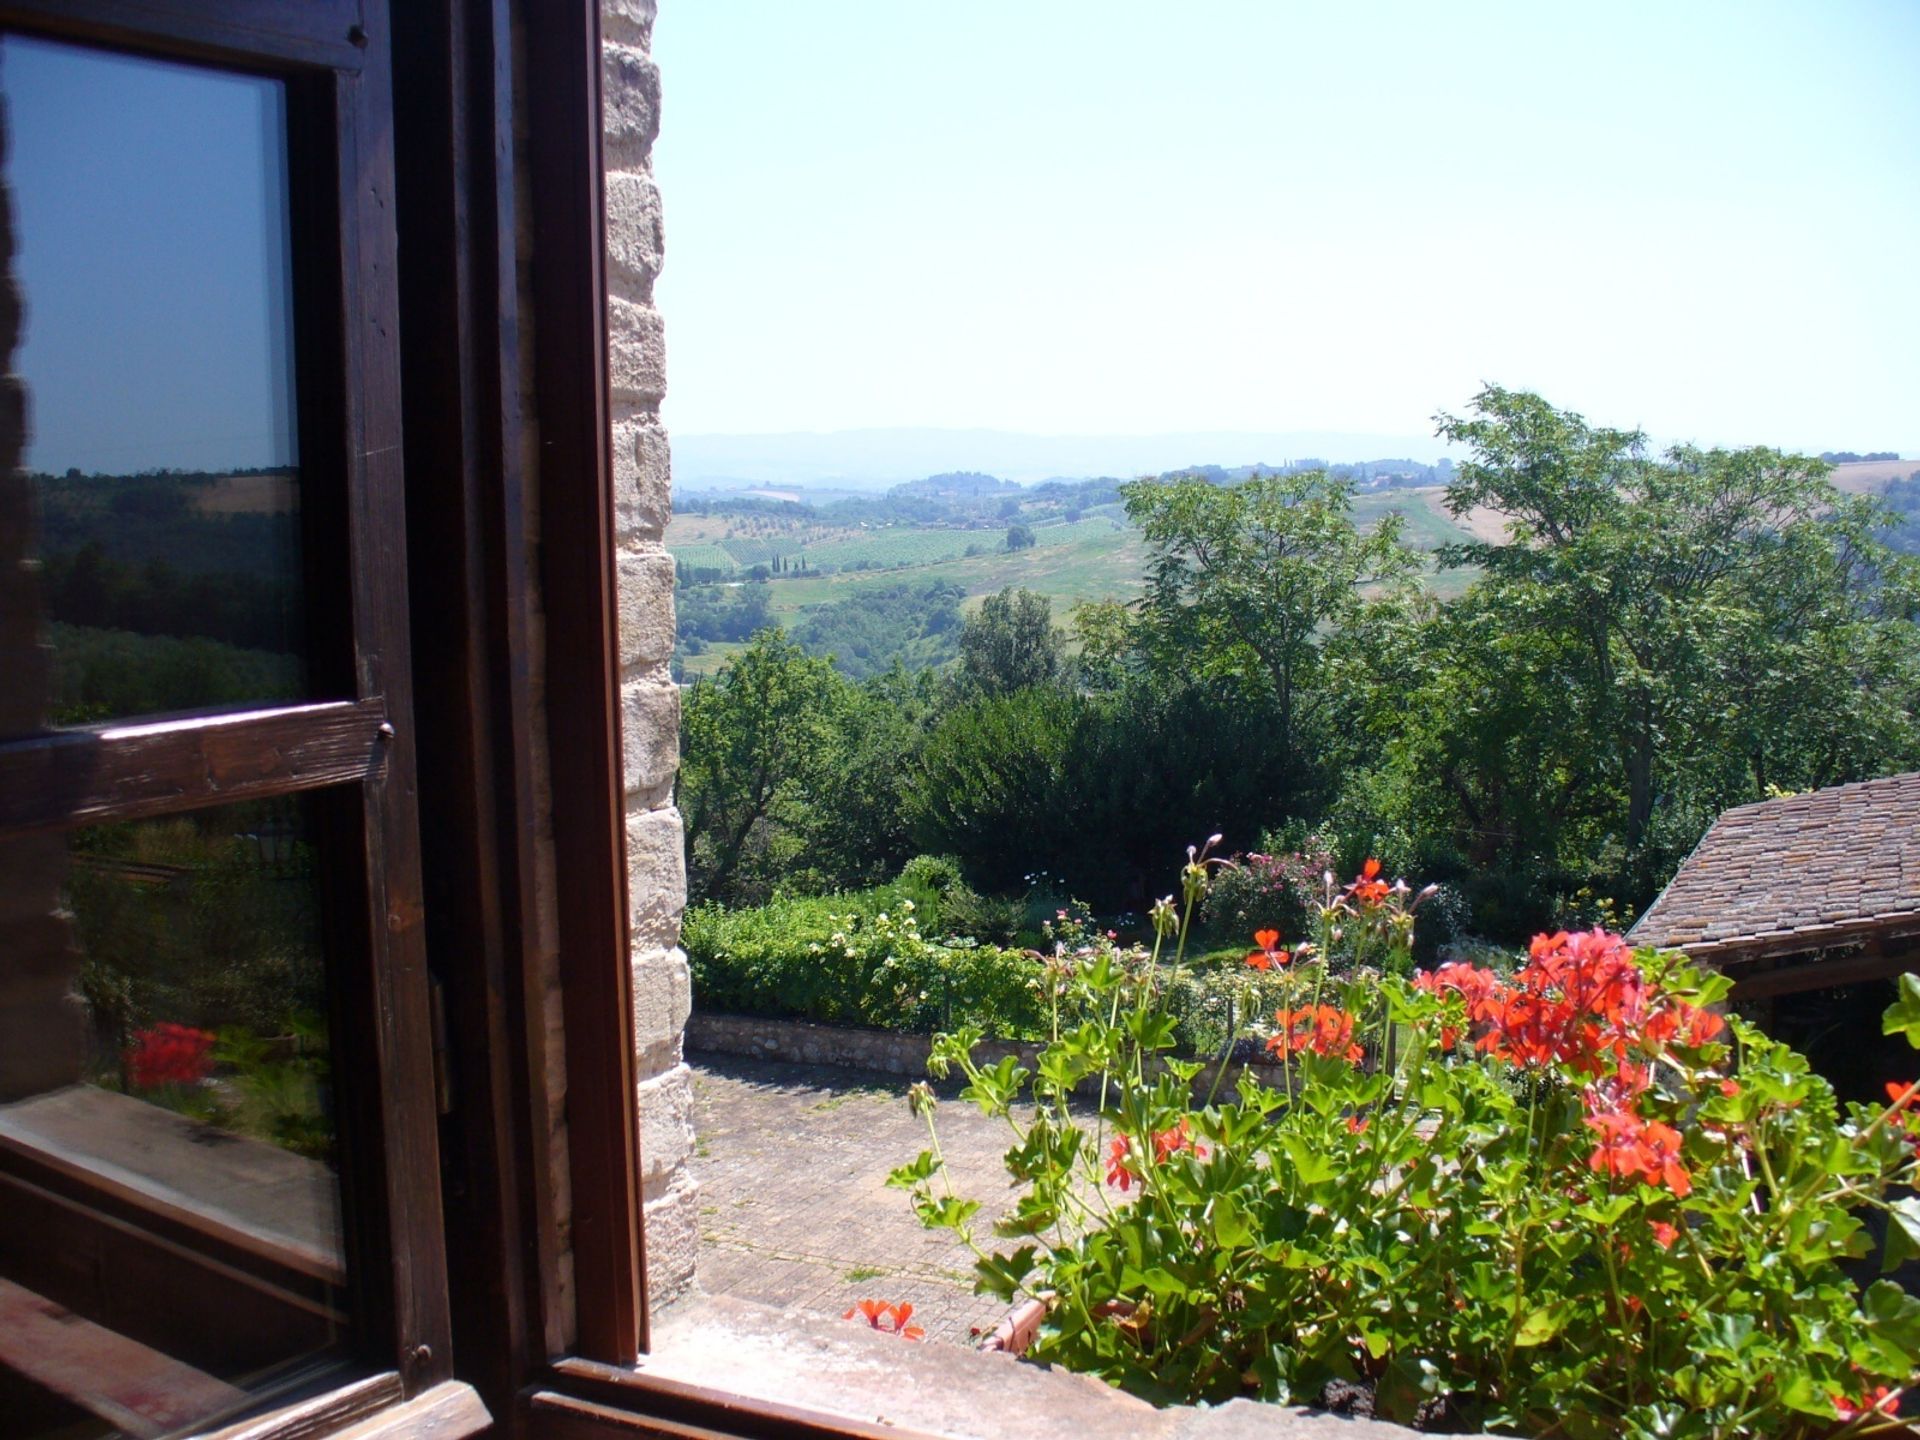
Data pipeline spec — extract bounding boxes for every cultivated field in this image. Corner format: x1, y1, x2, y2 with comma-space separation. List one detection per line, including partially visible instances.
666, 487, 1485, 673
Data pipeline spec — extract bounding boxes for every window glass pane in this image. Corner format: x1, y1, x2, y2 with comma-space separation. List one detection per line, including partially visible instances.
0, 795, 347, 1437
1, 34, 307, 733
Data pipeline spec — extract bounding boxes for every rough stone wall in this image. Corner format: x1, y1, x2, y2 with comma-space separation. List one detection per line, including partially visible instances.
0, 86, 86, 1104
602, 0, 698, 1311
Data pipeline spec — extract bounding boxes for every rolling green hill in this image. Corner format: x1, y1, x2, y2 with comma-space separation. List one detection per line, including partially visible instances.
667, 486, 1480, 677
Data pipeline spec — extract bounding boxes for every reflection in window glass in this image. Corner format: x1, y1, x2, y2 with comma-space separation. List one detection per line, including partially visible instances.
0, 797, 345, 1437
0, 34, 307, 731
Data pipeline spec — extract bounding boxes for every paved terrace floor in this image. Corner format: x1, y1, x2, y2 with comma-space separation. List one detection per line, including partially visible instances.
688, 1052, 1031, 1345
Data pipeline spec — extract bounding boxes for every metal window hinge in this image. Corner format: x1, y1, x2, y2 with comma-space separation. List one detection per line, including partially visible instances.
429, 974, 454, 1116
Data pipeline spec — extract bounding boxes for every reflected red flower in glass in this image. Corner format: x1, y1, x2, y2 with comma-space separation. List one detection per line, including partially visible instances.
126, 1022, 216, 1090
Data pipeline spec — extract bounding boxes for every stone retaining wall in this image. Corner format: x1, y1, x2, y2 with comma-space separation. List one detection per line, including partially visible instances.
687, 1012, 1284, 1097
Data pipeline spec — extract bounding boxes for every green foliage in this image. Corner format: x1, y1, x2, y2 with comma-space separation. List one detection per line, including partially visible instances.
957, 587, 1062, 697
894, 851, 1920, 1435
1122, 470, 1421, 759
675, 393, 1920, 945
679, 628, 852, 904
789, 579, 964, 679
1007, 522, 1036, 551
676, 581, 772, 644
684, 876, 1048, 1038
1339, 387, 1920, 928
47, 622, 302, 725
906, 675, 1309, 907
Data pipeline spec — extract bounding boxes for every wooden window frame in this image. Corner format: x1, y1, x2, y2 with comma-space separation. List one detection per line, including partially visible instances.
1, 4, 946, 1437
0, 0, 465, 1429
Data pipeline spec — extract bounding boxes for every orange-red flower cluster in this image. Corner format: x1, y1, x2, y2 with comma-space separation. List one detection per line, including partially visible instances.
1108, 1120, 1210, 1191
844, 1298, 925, 1340
1267, 1005, 1363, 1064
1106, 1138, 1136, 1190
1245, 929, 1290, 971
1344, 857, 1390, 907
1831, 1382, 1901, 1421
1415, 928, 1723, 1077
1152, 1117, 1209, 1164
1584, 1107, 1691, 1196
126, 1022, 216, 1090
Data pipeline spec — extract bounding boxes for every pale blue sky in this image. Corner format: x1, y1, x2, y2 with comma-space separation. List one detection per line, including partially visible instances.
4, 35, 294, 475
654, 1, 1920, 457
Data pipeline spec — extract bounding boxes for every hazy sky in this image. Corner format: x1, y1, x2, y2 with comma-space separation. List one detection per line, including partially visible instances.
653, 1, 1920, 456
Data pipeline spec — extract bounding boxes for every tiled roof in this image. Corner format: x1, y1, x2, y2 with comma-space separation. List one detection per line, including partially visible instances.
1628, 772, 1920, 960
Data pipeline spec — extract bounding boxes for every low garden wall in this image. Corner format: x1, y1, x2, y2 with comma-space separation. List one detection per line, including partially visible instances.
686, 1010, 1284, 1097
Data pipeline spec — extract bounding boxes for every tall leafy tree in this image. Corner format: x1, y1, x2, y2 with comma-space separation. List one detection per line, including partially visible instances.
678, 628, 848, 905
1122, 470, 1420, 762
956, 587, 1063, 697
1426, 385, 1920, 894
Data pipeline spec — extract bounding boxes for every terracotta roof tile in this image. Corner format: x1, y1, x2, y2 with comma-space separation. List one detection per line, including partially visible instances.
1628, 772, 1920, 960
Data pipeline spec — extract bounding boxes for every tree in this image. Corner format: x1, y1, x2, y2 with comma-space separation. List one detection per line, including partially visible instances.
1005, 523, 1035, 552
678, 628, 848, 905
956, 587, 1062, 697
1411, 385, 1920, 907
1122, 470, 1420, 762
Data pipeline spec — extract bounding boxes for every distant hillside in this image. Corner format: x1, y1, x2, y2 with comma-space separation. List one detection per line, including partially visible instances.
672, 427, 1454, 489
1829, 458, 1914, 494
892, 471, 1020, 500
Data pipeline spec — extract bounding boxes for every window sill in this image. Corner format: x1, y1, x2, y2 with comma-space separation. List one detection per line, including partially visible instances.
542, 1294, 1491, 1440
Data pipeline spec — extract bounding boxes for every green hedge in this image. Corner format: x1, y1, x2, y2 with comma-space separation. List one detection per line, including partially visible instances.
684, 884, 1052, 1038
685, 878, 1292, 1054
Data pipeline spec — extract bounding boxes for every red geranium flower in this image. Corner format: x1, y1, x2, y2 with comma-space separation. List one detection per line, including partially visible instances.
1650, 1220, 1679, 1250
1105, 1138, 1137, 1191
1831, 1384, 1900, 1421
1268, 1005, 1364, 1064
1245, 929, 1290, 971
1152, 1117, 1208, 1163
126, 1023, 216, 1091
844, 1299, 925, 1341
1344, 857, 1390, 907
1583, 1106, 1691, 1197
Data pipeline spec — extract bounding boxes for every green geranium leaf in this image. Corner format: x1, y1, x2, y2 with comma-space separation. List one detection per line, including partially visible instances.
1514, 1303, 1570, 1348
1885, 1197, 1920, 1273
1883, 973, 1920, 1049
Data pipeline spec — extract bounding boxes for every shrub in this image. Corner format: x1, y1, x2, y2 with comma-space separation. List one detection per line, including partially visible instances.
892, 845, 1920, 1436
685, 882, 1048, 1039
1199, 840, 1331, 949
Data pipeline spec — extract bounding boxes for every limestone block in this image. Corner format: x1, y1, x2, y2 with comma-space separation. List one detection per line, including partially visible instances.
601, 44, 662, 170
632, 944, 691, 1076
605, 171, 664, 304
625, 803, 687, 949
612, 416, 672, 542
614, 547, 676, 669
601, 0, 657, 49
620, 674, 679, 803
607, 295, 667, 408
641, 1166, 699, 1310
636, 1060, 694, 1188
